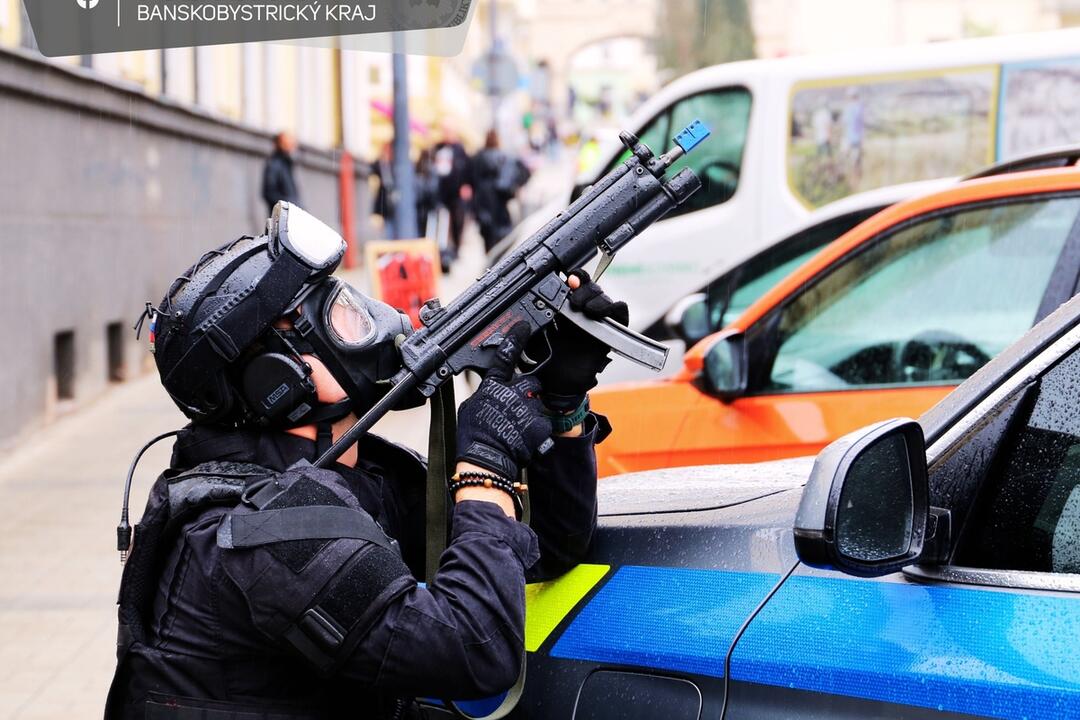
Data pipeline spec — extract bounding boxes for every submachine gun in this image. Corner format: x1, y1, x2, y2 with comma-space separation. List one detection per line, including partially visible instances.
315, 120, 710, 469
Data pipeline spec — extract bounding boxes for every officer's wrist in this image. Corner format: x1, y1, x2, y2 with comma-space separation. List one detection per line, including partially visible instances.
558, 423, 583, 437
543, 396, 589, 437
453, 462, 515, 518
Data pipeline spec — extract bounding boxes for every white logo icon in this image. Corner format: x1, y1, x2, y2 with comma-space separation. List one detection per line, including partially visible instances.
75, 0, 100, 9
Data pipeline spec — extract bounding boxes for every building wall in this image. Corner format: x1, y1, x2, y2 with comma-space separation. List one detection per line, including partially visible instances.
753, 0, 1068, 58
0, 46, 368, 449
0, 0, 19, 48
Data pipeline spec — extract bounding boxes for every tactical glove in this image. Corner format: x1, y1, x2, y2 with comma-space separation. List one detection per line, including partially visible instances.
457, 323, 553, 480
531, 270, 630, 412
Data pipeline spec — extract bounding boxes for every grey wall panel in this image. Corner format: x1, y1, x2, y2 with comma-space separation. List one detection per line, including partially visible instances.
0, 46, 371, 448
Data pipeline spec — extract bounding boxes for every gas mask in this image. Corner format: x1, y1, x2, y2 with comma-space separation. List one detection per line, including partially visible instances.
285, 276, 418, 415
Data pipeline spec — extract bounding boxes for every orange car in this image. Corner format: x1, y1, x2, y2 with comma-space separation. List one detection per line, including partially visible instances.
592, 159, 1080, 476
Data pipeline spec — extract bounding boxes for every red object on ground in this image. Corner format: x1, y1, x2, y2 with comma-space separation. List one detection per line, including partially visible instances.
377, 251, 437, 328
339, 152, 358, 269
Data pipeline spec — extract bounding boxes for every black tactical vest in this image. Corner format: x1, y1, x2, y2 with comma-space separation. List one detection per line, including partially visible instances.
104, 455, 419, 720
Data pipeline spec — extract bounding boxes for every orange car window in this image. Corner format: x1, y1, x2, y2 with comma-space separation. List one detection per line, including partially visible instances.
766, 196, 1080, 393
708, 209, 881, 330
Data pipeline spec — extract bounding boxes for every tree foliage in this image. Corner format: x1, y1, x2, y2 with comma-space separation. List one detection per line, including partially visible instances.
656, 0, 756, 76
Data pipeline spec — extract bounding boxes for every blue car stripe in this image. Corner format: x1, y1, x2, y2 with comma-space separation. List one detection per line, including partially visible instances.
551, 566, 779, 677
550, 566, 1080, 718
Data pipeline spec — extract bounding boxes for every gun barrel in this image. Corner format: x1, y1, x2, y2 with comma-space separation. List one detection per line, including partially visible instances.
598, 168, 702, 256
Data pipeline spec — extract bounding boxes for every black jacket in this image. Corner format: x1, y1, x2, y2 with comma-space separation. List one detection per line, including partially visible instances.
470, 150, 531, 249
262, 150, 301, 211
370, 159, 397, 221
106, 419, 601, 719
433, 142, 472, 204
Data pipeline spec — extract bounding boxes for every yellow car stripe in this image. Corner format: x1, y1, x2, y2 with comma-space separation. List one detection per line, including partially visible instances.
524, 564, 610, 652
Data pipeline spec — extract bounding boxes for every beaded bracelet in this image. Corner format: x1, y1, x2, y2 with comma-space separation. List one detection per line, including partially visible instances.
449, 471, 527, 519
448, 470, 528, 497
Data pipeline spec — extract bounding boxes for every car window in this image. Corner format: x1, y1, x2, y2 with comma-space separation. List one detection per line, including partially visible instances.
960, 349, 1080, 574
705, 209, 881, 330
764, 196, 1080, 393
594, 88, 752, 217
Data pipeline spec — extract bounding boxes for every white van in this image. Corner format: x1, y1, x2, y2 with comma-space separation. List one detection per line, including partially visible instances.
494, 29, 1080, 332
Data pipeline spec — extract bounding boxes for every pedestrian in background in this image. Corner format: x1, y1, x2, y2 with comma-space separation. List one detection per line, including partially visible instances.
433, 124, 472, 264
261, 131, 301, 216
471, 130, 531, 253
415, 147, 440, 239
370, 142, 399, 239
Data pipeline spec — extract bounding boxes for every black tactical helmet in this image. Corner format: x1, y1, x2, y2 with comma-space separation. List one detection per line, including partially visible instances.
145, 203, 412, 426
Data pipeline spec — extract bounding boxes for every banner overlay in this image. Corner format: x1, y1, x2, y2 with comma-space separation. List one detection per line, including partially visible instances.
22, 0, 473, 56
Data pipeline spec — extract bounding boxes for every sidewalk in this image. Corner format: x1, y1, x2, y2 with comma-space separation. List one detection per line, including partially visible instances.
0, 226, 499, 719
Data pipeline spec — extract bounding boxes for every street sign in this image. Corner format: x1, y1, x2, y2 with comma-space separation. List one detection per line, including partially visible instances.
471, 51, 519, 97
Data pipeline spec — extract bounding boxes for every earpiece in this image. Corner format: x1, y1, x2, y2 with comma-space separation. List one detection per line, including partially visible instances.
239, 352, 317, 425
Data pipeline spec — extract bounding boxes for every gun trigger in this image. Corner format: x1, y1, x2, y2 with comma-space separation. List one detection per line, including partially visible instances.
593, 251, 615, 281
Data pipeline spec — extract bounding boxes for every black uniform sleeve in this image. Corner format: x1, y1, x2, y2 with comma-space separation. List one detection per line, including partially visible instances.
522, 412, 606, 581
339, 501, 539, 698
217, 468, 539, 700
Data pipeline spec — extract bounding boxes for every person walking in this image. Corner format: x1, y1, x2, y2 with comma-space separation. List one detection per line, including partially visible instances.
433, 124, 472, 264
470, 130, 531, 253
261, 131, 301, 216
107, 202, 621, 719
414, 147, 440, 239
370, 142, 399, 238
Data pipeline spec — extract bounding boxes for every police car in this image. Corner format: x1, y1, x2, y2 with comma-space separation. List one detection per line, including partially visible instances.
510, 288, 1080, 718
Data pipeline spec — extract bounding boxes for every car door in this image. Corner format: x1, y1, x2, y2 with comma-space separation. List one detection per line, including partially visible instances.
654, 192, 1080, 471
507, 459, 814, 720
717, 327, 1080, 718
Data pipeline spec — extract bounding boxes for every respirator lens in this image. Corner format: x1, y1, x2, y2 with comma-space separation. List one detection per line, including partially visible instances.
327, 284, 377, 348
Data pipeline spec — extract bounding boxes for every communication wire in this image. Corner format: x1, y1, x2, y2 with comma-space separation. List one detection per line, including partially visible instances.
117, 429, 181, 561
719, 559, 802, 720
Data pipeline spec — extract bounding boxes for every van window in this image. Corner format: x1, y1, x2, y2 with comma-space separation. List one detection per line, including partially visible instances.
788, 68, 997, 208
598, 88, 752, 218
765, 196, 1080, 394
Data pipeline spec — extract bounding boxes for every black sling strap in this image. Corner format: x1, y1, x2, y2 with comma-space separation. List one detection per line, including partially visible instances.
424, 381, 456, 584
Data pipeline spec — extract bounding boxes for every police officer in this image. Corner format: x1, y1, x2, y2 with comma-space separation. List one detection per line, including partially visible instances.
106, 203, 623, 719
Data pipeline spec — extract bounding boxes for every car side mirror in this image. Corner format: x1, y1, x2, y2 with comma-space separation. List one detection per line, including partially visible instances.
665, 293, 711, 345
703, 330, 747, 401
794, 418, 930, 577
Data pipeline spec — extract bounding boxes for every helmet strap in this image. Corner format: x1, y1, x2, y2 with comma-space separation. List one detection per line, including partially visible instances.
315, 421, 334, 459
